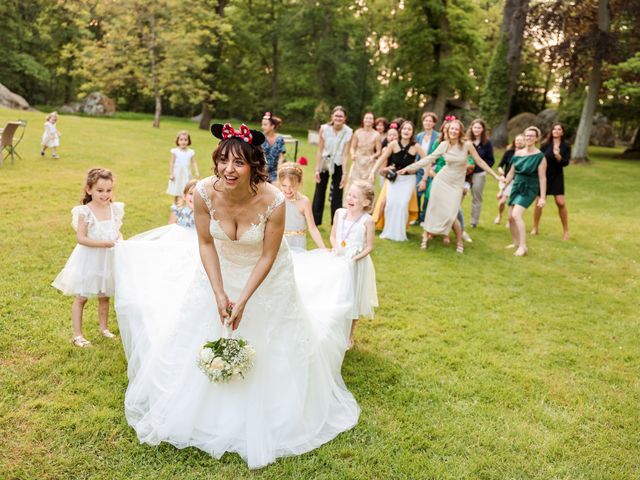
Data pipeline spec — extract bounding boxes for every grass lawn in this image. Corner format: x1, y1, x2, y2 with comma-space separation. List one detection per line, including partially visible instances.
1, 108, 639, 479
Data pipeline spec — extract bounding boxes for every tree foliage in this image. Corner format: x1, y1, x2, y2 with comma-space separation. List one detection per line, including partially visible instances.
1, 0, 637, 134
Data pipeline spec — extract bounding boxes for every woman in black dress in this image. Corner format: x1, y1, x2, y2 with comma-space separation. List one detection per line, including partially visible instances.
532, 123, 570, 240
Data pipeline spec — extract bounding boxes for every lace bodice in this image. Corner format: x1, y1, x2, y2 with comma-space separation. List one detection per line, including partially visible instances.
196, 179, 285, 265
71, 202, 124, 241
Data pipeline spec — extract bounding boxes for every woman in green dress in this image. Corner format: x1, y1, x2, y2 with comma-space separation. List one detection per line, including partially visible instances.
501, 126, 547, 257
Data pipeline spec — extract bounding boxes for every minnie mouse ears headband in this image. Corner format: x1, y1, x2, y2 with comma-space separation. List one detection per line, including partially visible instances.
210, 123, 265, 145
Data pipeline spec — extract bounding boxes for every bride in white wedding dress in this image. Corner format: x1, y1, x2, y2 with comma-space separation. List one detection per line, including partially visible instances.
116, 124, 359, 469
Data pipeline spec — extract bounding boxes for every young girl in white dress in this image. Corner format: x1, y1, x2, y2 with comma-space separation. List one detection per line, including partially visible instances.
277, 163, 325, 251
40, 111, 61, 158
52, 168, 124, 347
167, 130, 199, 202
331, 180, 378, 346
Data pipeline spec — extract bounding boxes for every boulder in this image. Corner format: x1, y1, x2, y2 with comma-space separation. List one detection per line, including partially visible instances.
589, 122, 616, 147
507, 112, 538, 139
62, 92, 116, 116
0, 83, 34, 111
536, 108, 560, 135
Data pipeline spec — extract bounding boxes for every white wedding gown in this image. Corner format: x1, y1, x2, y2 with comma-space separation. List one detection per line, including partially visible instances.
115, 180, 359, 469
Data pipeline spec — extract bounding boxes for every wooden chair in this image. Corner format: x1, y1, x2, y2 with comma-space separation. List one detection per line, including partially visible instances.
0, 121, 26, 166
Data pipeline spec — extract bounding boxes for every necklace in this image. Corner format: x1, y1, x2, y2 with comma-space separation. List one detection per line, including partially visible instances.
340, 212, 365, 247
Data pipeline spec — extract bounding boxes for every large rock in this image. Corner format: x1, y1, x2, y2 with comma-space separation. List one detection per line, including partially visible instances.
0, 83, 34, 111
507, 112, 538, 139
536, 108, 560, 135
590, 122, 616, 147
62, 92, 116, 116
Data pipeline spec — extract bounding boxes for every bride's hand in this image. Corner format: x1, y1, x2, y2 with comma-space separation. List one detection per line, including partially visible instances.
228, 301, 246, 331
215, 292, 231, 325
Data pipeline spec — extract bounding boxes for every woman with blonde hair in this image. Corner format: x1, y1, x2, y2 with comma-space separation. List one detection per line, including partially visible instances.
501, 126, 547, 256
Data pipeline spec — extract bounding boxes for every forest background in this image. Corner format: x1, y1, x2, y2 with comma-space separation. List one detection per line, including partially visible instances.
1, 0, 639, 154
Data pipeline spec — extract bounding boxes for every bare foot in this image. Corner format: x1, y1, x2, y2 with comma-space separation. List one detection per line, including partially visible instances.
530, 228, 538, 235
563, 232, 570, 241
442, 236, 451, 246
514, 246, 528, 257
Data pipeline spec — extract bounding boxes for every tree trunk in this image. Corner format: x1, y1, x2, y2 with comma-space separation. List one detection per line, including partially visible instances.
153, 94, 162, 128
148, 9, 161, 128
198, 0, 229, 130
425, 1, 450, 123
270, 0, 279, 109
199, 103, 213, 130
489, 0, 530, 148
620, 126, 640, 159
572, 0, 611, 162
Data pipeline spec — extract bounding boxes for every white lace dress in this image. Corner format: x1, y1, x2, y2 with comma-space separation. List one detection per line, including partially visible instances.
52, 202, 124, 297
116, 178, 359, 469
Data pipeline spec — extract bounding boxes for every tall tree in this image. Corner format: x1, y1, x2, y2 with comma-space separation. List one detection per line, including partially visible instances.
374, 0, 482, 122
480, 0, 530, 148
572, 0, 611, 162
79, 0, 214, 127
198, 0, 229, 130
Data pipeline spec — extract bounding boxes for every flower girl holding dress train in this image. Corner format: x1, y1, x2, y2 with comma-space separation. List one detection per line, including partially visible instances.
330, 180, 378, 346
277, 163, 326, 251
52, 168, 124, 347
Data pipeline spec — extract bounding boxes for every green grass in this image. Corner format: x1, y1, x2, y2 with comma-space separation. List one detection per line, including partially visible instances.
1, 108, 639, 479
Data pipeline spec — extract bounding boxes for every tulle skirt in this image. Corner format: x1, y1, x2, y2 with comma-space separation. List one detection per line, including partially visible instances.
52, 244, 115, 297
114, 232, 359, 469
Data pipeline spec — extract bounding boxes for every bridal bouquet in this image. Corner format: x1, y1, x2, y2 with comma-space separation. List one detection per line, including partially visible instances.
197, 314, 256, 383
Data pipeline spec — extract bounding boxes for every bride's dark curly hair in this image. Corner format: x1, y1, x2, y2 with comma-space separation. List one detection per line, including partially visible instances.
211, 138, 268, 194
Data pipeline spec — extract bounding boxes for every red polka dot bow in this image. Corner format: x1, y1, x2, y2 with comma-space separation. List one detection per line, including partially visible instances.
221, 123, 253, 144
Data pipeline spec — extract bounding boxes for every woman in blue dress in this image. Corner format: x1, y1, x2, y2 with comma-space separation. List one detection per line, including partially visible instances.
261, 112, 286, 183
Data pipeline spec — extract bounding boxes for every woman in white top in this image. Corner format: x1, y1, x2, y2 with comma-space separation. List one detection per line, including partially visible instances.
311, 106, 353, 226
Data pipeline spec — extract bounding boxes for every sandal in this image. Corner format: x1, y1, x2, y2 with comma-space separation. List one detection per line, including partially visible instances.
420, 235, 428, 250
505, 243, 516, 249
72, 335, 91, 348
100, 329, 116, 338
51, 154, 60, 159
456, 244, 464, 254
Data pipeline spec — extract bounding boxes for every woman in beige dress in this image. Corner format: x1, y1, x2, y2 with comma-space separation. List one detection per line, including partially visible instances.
347, 112, 381, 190
398, 119, 502, 253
